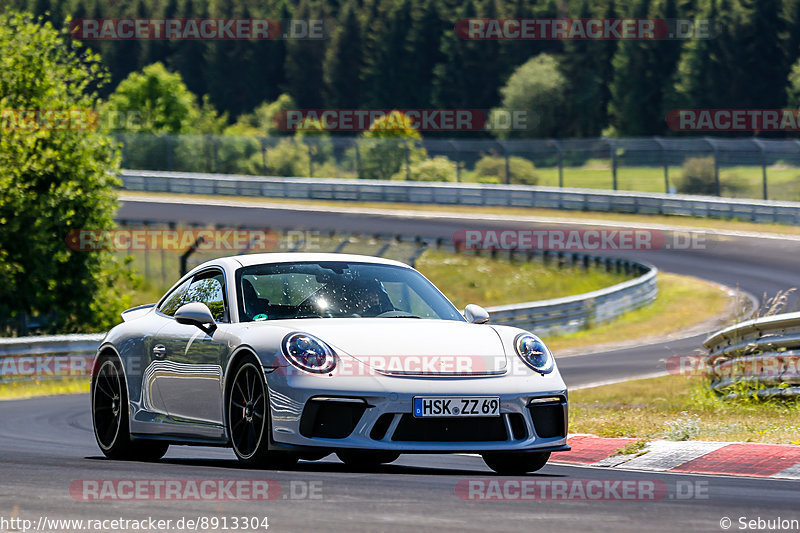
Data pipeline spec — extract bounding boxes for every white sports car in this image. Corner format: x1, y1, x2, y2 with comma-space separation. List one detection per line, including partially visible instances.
91, 253, 569, 474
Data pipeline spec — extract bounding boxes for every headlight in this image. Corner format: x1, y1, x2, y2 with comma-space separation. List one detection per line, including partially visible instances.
515, 333, 554, 374
282, 333, 336, 374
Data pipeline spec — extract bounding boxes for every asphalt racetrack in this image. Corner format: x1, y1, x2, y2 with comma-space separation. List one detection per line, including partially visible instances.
2, 196, 799, 532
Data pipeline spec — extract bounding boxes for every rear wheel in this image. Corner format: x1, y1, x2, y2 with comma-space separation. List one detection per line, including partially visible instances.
228, 359, 297, 469
482, 451, 550, 475
92, 355, 168, 461
336, 451, 400, 470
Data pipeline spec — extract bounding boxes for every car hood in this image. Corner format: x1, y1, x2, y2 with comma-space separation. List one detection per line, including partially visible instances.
275, 318, 508, 375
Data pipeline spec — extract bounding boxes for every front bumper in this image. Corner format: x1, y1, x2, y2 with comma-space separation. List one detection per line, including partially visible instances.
264, 367, 568, 453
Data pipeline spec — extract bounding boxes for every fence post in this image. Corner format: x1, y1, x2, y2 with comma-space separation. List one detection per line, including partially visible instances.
307, 141, 314, 177
609, 139, 617, 190
449, 140, 461, 182
260, 138, 267, 175
354, 140, 361, 178
165, 134, 173, 171
551, 139, 563, 188
705, 137, 720, 196
403, 139, 411, 180
752, 138, 767, 200
654, 137, 669, 193
497, 140, 510, 185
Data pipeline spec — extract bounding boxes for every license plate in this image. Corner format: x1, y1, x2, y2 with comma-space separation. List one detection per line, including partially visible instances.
413, 396, 500, 417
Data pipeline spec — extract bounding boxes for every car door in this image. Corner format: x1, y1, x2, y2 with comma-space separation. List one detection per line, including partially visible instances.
149, 268, 230, 427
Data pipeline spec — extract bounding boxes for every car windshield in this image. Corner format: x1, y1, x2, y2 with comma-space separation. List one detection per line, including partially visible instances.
236, 261, 464, 322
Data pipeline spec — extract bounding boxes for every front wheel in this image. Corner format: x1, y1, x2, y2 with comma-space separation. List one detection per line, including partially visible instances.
482, 451, 550, 475
228, 359, 296, 469
92, 355, 168, 461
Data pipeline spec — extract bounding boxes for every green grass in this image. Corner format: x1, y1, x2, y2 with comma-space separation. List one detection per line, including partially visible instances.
459, 163, 800, 201
415, 249, 630, 309
0, 377, 89, 400
571, 375, 800, 444
546, 272, 732, 353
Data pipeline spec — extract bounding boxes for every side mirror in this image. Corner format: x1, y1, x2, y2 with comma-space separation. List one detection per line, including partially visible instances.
464, 304, 490, 324
175, 302, 216, 332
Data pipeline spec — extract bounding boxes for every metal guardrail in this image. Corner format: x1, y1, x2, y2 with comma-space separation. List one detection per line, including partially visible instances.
488, 261, 657, 335
121, 170, 800, 225
703, 312, 800, 397
0, 334, 104, 382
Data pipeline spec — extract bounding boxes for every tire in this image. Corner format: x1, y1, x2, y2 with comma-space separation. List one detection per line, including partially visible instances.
336, 451, 400, 470
92, 354, 169, 461
227, 359, 297, 469
482, 451, 551, 475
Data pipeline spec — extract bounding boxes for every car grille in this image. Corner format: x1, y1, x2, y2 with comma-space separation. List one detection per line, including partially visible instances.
299, 399, 366, 439
390, 414, 509, 442
528, 399, 568, 438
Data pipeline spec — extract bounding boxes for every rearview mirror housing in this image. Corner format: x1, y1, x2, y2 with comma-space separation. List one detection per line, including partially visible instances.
464, 304, 490, 324
175, 302, 216, 331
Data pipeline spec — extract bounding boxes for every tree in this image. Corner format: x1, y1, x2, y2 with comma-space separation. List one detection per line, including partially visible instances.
609, 0, 657, 135
323, 0, 363, 108
284, 0, 326, 107
0, 11, 125, 333
358, 111, 426, 179
492, 54, 567, 138
104, 62, 220, 134
561, 0, 615, 137
361, 0, 414, 107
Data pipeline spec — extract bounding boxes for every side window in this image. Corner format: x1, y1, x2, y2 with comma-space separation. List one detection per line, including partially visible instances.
158, 270, 228, 322
158, 278, 192, 317
185, 272, 227, 322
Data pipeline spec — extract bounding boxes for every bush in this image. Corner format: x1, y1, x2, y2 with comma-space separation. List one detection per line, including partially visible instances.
675, 156, 717, 195
393, 156, 458, 182
472, 155, 539, 185
358, 111, 426, 179
265, 138, 310, 177
675, 157, 746, 196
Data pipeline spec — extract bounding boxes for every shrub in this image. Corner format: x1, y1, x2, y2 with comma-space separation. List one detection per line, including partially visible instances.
393, 156, 458, 182
265, 138, 310, 177
472, 155, 538, 185
675, 157, 746, 196
358, 111, 426, 179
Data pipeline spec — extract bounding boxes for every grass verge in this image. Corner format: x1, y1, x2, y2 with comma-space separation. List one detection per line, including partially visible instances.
546, 272, 731, 353
415, 249, 630, 308
570, 375, 800, 444
0, 377, 89, 401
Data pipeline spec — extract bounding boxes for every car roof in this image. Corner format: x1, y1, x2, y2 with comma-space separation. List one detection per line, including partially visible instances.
199, 252, 413, 271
